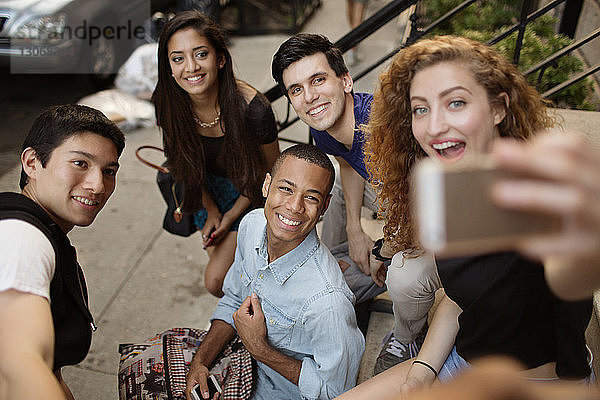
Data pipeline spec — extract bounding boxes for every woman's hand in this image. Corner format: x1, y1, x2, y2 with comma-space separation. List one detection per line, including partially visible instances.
407, 357, 600, 400
491, 132, 600, 299
209, 211, 235, 246
205, 194, 250, 247
202, 209, 222, 249
400, 362, 437, 399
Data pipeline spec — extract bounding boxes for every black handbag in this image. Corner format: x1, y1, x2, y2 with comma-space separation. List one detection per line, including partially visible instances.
135, 146, 197, 237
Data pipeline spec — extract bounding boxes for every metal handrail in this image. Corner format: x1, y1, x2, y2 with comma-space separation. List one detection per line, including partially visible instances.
542, 63, 600, 98
264, 0, 418, 102
487, 0, 567, 46
525, 27, 600, 75
353, 0, 476, 83
270, 0, 597, 138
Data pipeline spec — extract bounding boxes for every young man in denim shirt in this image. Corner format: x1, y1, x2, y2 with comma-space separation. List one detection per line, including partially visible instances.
185, 144, 364, 400
272, 33, 381, 303
272, 34, 440, 374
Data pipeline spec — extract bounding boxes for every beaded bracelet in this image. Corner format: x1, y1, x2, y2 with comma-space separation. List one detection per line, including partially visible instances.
412, 360, 438, 378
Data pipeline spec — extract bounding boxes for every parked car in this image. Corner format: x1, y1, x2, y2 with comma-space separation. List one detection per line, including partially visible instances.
0, 0, 173, 85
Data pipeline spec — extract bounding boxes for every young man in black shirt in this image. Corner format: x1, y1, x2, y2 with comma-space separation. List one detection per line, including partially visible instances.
0, 104, 124, 399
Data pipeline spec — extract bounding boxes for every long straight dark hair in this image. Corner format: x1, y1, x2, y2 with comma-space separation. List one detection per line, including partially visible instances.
152, 10, 265, 212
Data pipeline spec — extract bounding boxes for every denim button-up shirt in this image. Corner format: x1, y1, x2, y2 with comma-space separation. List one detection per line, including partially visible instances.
211, 209, 365, 399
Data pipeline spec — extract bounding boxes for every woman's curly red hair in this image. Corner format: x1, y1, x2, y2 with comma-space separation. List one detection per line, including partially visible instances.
364, 36, 556, 253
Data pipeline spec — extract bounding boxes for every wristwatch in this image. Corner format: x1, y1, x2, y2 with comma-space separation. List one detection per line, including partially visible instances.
372, 238, 392, 262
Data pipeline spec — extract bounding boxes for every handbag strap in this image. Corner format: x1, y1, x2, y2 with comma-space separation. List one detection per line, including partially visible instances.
135, 145, 170, 174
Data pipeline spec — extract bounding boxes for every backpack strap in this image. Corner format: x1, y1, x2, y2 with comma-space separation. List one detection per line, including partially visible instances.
0, 192, 95, 335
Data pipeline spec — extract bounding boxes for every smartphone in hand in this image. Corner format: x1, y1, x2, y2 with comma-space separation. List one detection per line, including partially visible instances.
191, 375, 222, 400
412, 157, 561, 257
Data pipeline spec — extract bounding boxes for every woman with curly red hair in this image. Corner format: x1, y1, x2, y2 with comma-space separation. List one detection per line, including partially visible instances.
338, 36, 595, 399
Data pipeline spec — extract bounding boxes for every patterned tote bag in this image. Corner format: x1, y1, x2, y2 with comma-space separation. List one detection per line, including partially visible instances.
118, 328, 253, 400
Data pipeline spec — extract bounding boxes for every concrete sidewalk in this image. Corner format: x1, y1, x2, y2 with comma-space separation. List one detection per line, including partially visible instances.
0, 1, 400, 398
2, 0, 599, 397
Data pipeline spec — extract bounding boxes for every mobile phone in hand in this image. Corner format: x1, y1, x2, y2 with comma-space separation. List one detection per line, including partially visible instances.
412, 157, 561, 257
191, 375, 222, 400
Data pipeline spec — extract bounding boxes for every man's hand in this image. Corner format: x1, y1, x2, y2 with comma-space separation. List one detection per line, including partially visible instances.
347, 229, 374, 275
337, 157, 373, 275
338, 259, 351, 272
185, 361, 215, 400
233, 293, 268, 357
234, 293, 302, 385
369, 253, 387, 287
184, 320, 235, 400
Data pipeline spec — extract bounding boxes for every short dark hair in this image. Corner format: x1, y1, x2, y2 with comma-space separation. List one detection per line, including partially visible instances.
20, 104, 125, 189
271, 33, 348, 98
271, 144, 335, 194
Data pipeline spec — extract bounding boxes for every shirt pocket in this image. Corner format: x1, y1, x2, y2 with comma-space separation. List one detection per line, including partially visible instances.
239, 266, 252, 288
260, 298, 295, 348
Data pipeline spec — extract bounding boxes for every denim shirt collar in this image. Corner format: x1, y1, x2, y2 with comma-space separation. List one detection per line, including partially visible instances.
254, 226, 320, 285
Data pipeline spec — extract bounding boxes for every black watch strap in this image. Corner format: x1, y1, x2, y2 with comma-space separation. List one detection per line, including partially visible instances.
372, 238, 392, 262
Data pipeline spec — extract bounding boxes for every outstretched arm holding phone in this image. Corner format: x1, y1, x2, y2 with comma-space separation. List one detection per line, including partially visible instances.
407, 357, 599, 400
492, 132, 600, 300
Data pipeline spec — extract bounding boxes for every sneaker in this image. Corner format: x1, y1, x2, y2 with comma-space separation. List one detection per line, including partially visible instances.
373, 324, 428, 375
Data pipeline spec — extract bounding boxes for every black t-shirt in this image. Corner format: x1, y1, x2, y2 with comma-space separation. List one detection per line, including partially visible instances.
437, 251, 591, 378
200, 93, 277, 177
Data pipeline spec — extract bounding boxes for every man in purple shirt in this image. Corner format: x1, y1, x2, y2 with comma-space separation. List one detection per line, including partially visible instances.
272, 34, 380, 298
272, 34, 440, 374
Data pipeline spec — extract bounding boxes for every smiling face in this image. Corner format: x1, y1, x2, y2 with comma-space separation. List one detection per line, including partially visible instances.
410, 61, 507, 163
22, 132, 119, 233
262, 156, 332, 260
167, 27, 223, 100
282, 52, 353, 132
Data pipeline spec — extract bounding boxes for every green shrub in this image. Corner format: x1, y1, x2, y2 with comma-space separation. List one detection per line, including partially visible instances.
421, 0, 596, 110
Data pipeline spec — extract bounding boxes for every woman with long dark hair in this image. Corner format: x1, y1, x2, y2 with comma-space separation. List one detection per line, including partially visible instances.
153, 10, 280, 297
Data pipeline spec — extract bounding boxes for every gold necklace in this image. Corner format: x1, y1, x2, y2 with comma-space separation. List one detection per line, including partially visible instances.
194, 111, 221, 128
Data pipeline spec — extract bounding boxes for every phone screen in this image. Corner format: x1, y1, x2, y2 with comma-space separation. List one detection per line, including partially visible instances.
193, 376, 220, 399
207, 376, 219, 397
